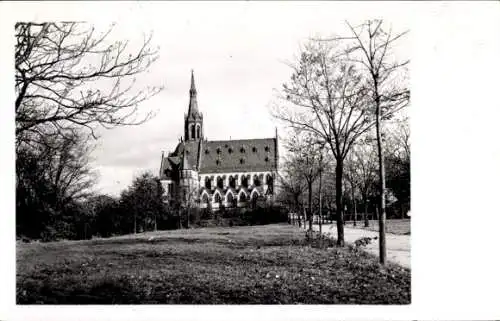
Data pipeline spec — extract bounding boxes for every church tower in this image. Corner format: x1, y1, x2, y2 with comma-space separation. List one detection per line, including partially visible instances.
184, 70, 203, 141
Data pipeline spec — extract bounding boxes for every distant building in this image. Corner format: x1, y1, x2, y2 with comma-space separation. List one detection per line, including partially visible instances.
159, 71, 278, 210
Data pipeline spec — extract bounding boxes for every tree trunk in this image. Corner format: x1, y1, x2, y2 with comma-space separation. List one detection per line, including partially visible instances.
335, 161, 345, 246
303, 205, 307, 229
375, 93, 387, 265
134, 212, 137, 234
308, 181, 313, 231
319, 164, 323, 235
351, 183, 357, 227
296, 197, 301, 226
363, 195, 369, 227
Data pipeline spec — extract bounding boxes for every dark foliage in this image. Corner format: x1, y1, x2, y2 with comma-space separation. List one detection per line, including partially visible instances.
385, 155, 411, 216
15, 22, 162, 242
188, 206, 288, 228
16, 132, 96, 241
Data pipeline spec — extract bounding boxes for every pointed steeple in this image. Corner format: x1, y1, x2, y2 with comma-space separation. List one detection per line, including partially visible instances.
190, 69, 197, 96
184, 69, 203, 141
187, 69, 199, 117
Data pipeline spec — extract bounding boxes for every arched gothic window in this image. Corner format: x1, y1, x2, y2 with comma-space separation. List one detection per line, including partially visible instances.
229, 176, 236, 189
239, 192, 247, 202
202, 193, 209, 204
250, 190, 259, 208
241, 175, 249, 188
253, 174, 261, 187
196, 125, 201, 139
214, 192, 222, 203
217, 176, 224, 189
205, 177, 212, 189
190, 124, 196, 140
226, 192, 234, 207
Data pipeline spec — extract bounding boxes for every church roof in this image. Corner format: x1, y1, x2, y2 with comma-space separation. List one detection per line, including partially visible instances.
173, 140, 201, 171
160, 137, 277, 177
159, 71, 278, 180
199, 138, 277, 174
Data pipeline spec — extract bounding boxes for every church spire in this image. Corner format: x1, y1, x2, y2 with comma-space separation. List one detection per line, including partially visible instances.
190, 69, 196, 95
184, 69, 203, 141
187, 69, 199, 116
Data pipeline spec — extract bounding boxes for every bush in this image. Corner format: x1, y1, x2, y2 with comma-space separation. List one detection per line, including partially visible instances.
195, 205, 288, 227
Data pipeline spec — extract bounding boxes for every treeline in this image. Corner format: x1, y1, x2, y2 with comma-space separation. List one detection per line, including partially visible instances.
14, 22, 290, 243
17, 166, 288, 242
273, 19, 410, 259
15, 22, 162, 241
16, 147, 172, 241
278, 122, 410, 229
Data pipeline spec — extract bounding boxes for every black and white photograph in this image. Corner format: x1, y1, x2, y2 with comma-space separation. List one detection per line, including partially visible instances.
2, 0, 500, 320
13, 5, 411, 304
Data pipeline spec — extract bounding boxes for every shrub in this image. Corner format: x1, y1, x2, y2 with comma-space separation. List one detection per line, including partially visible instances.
195, 205, 288, 227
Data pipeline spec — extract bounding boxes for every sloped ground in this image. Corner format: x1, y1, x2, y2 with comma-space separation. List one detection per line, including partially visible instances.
17, 224, 410, 304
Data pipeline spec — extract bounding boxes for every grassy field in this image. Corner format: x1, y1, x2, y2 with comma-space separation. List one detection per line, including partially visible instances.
344, 219, 411, 235
17, 224, 410, 304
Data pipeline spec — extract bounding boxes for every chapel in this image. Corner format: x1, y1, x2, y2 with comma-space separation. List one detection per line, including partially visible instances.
159, 71, 278, 210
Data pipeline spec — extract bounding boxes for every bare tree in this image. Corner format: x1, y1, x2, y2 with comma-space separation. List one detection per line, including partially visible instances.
344, 153, 359, 227
44, 130, 97, 203
276, 167, 305, 227
20, 129, 97, 204
285, 131, 323, 232
387, 117, 410, 161
317, 145, 327, 234
15, 22, 162, 147
385, 117, 411, 218
347, 140, 378, 227
16, 129, 98, 239
274, 41, 373, 246
339, 20, 409, 264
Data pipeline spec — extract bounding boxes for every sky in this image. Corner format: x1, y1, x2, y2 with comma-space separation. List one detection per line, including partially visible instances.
74, 2, 413, 196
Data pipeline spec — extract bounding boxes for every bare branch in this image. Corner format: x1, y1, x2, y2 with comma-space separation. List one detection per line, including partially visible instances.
15, 22, 163, 147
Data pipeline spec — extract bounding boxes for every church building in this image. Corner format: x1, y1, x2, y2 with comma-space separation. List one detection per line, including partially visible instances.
159, 71, 278, 210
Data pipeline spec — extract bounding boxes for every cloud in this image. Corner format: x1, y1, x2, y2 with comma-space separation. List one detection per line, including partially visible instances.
80, 2, 411, 195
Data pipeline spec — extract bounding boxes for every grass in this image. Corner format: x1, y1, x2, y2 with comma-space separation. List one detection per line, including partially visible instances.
17, 224, 411, 304
344, 219, 411, 235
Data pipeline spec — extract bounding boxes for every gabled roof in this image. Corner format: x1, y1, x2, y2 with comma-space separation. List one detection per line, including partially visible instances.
199, 138, 277, 174
173, 141, 199, 170
163, 137, 278, 176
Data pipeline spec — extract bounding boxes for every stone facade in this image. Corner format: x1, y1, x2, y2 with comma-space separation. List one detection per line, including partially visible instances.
159, 71, 278, 210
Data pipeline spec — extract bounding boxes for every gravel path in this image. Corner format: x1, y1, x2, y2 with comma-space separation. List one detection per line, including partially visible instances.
313, 223, 411, 269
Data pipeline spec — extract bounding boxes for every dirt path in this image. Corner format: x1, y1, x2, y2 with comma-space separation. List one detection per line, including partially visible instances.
313, 223, 411, 269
